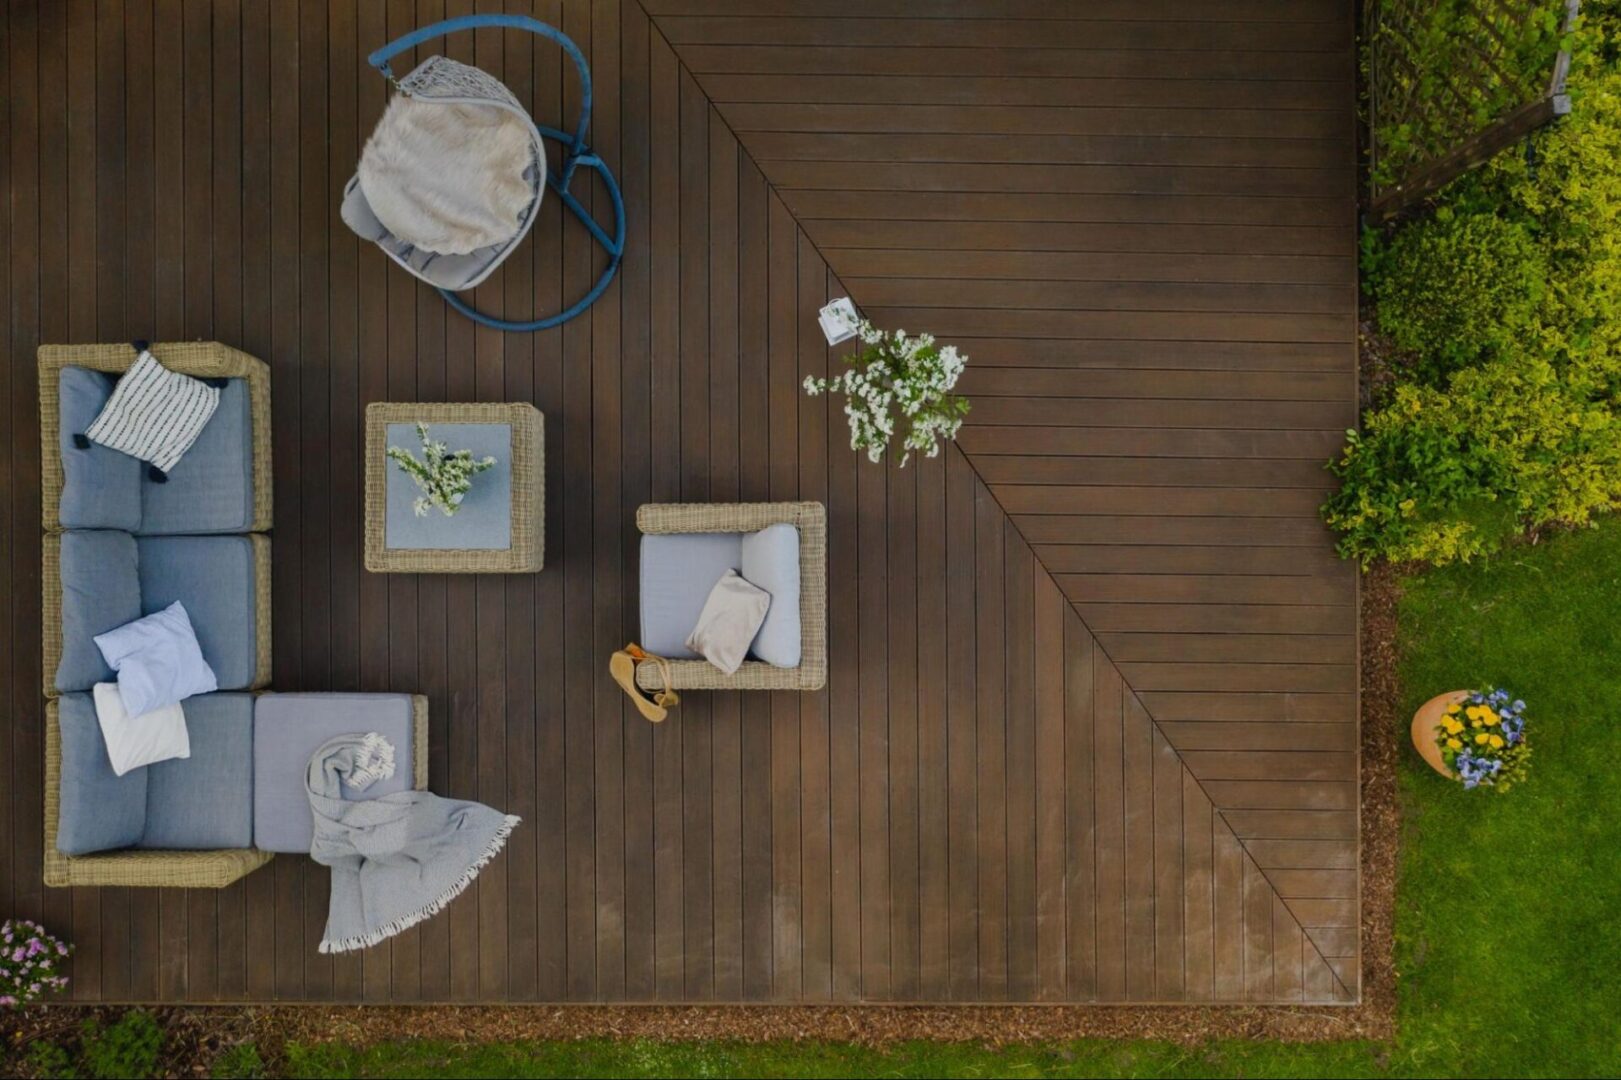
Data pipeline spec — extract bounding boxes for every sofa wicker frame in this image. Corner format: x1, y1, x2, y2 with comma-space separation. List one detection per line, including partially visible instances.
635, 501, 828, 692
38, 341, 273, 534
43, 695, 429, 889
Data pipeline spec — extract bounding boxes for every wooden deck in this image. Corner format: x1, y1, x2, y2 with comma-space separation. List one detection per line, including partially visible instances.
0, 0, 1359, 1003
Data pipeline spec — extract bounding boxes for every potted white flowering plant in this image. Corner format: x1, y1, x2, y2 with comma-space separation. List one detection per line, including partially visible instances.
803, 318, 970, 466
387, 422, 497, 517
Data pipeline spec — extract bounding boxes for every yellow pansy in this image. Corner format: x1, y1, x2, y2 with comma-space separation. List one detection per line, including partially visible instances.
1446, 737, 1462, 750
1475, 733, 1490, 745
1442, 717, 1464, 734
1489, 734, 1505, 749
1483, 708, 1499, 724
1447, 703, 1462, 715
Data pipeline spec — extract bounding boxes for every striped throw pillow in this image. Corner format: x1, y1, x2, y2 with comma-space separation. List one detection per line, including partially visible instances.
85, 351, 220, 478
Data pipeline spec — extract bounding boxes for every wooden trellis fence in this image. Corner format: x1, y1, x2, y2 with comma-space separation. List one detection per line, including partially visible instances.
1366, 0, 1581, 219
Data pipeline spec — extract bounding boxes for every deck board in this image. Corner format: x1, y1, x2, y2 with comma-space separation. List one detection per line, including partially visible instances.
2, 0, 1357, 1003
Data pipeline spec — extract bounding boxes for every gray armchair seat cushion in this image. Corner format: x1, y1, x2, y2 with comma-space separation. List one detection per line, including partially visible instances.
638, 532, 742, 659
57, 367, 142, 531
139, 378, 254, 535
251, 692, 417, 854
140, 693, 255, 850
136, 535, 260, 689
54, 693, 148, 855
55, 530, 143, 693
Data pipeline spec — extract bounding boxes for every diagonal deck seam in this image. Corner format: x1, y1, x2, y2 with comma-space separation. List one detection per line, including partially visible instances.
639, 0, 1357, 1003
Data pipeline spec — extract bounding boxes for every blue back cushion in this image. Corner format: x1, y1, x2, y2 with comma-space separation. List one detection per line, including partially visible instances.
141, 692, 255, 849
54, 693, 147, 855
55, 530, 143, 693
140, 378, 254, 535
58, 367, 142, 531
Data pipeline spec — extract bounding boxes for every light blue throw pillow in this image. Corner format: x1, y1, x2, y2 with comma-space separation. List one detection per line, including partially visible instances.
740, 523, 801, 668
93, 601, 219, 717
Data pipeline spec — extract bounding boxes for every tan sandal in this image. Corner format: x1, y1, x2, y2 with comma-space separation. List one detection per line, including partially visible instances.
609, 644, 679, 723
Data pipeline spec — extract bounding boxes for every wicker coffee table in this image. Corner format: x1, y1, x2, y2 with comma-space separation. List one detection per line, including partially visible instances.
364, 402, 544, 573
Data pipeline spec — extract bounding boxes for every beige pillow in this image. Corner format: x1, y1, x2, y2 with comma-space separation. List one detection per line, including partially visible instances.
685, 570, 771, 675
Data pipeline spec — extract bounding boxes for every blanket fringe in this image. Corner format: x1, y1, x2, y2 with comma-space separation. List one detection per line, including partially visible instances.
346, 732, 397, 790
318, 814, 521, 954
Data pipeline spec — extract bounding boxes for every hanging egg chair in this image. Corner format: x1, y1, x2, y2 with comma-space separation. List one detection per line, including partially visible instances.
340, 14, 625, 333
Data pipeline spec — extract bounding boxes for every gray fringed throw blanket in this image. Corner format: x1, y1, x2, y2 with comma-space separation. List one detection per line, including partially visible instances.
308, 733, 520, 954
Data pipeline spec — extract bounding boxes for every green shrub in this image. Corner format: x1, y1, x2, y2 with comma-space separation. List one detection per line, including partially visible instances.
1363, 209, 1547, 381
1334, 3, 1621, 565
78, 1010, 162, 1080
211, 1042, 266, 1079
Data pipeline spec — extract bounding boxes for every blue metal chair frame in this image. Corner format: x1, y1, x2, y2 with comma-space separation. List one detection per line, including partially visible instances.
368, 14, 626, 333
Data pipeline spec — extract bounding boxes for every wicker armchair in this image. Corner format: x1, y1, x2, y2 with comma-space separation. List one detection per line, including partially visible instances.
635, 502, 827, 692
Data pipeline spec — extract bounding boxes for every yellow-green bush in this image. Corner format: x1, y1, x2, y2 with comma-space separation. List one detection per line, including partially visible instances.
1329, 2, 1621, 565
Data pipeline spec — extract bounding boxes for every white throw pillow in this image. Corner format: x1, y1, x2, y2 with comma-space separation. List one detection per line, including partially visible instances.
84, 350, 220, 477
685, 570, 771, 675
91, 681, 190, 777
740, 523, 801, 667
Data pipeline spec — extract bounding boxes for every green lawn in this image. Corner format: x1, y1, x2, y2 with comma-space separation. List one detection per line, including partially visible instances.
266, 524, 1621, 1079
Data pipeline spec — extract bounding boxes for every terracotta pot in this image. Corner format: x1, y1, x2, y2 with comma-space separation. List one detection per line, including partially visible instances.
1411, 690, 1469, 780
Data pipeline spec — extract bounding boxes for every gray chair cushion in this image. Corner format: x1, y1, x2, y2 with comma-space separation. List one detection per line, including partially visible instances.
136, 535, 259, 689
57, 367, 143, 531
341, 175, 517, 291
140, 692, 255, 850
638, 532, 743, 659
740, 523, 801, 668
252, 692, 417, 854
55, 693, 147, 855
56, 530, 143, 693
140, 378, 254, 535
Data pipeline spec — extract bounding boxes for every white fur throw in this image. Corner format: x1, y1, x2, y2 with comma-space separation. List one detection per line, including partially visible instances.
358, 95, 535, 256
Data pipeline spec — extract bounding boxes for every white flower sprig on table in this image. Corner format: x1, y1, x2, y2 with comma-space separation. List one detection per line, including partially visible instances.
803, 318, 970, 466
386, 422, 497, 518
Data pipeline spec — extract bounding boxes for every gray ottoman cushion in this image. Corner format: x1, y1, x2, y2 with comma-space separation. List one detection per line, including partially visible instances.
57, 367, 143, 531
56, 530, 143, 693
136, 535, 259, 689
252, 692, 417, 854
140, 692, 255, 850
639, 532, 743, 659
55, 693, 147, 855
140, 378, 254, 535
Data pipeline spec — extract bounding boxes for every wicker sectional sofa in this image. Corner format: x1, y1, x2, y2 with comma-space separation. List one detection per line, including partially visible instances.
38, 342, 426, 889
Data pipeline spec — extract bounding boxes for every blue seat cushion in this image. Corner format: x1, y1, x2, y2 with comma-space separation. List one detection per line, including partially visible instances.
54, 693, 147, 855
140, 378, 254, 535
136, 535, 260, 689
638, 532, 743, 659
55, 530, 143, 693
140, 692, 255, 849
252, 693, 417, 854
57, 367, 143, 531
